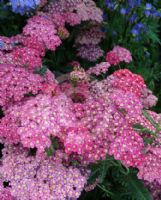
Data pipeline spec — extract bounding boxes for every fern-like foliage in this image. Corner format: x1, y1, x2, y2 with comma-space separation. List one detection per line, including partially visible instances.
80, 156, 152, 200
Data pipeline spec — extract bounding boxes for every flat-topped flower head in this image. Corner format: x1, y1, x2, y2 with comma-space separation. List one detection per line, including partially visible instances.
106, 46, 132, 65
23, 15, 61, 51
0, 145, 88, 200
0, 64, 44, 107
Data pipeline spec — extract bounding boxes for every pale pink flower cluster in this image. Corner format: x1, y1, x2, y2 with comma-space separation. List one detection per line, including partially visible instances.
0, 145, 88, 200
75, 26, 105, 45
141, 87, 158, 108
77, 45, 104, 61
106, 46, 132, 65
64, 12, 81, 26
75, 26, 105, 61
87, 62, 111, 75
44, 0, 104, 62
138, 147, 161, 185
70, 67, 89, 83
46, 0, 103, 23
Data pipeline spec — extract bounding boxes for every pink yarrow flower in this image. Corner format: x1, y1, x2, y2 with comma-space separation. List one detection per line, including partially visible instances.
106, 46, 132, 66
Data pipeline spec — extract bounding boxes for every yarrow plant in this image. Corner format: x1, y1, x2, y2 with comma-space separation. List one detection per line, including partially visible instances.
0, 1, 160, 200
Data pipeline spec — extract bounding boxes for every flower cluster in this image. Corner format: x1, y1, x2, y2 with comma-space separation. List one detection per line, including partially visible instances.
138, 147, 161, 185
107, 69, 146, 97
23, 15, 61, 51
87, 62, 111, 75
0, 93, 76, 153
77, 45, 104, 62
75, 26, 105, 61
0, 182, 14, 200
106, 46, 132, 66
109, 130, 145, 167
0, 64, 46, 108
0, 145, 88, 200
0, 0, 103, 68
145, 181, 161, 200
0, 53, 160, 199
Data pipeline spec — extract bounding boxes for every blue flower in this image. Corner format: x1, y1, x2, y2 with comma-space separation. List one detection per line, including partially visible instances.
151, 10, 161, 18
144, 10, 151, 17
131, 28, 140, 37
131, 22, 146, 40
135, 23, 145, 29
9, 0, 40, 15
103, 12, 108, 20
129, 13, 138, 23
120, 8, 127, 15
105, 0, 115, 10
101, 27, 108, 33
0, 40, 4, 49
145, 3, 152, 10
128, 0, 141, 8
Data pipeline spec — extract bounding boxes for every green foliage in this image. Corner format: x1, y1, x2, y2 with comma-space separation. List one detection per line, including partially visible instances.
132, 123, 156, 137
0, 3, 27, 36
45, 137, 59, 157
80, 156, 152, 200
34, 66, 48, 76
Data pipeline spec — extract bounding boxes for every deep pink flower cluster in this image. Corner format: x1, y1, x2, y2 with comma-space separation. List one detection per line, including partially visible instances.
64, 127, 93, 155
21, 36, 46, 57
106, 46, 132, 65
0, 145, 88, 200
109, 130, 145, 167
0, 93, 76, 153
23, 15, 61, 51
0, 181, 15, 200
12, 47, 43, 69
110, 69, 146, 97
109, 89, 143, 119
